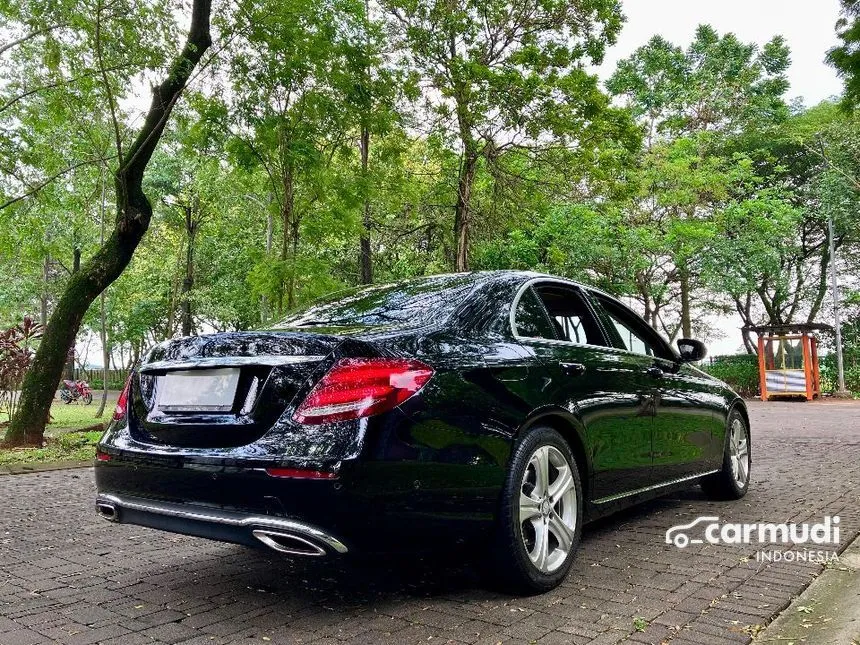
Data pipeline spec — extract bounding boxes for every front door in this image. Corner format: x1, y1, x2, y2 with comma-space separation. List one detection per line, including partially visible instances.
513, 282, 654, 500
587, 293, 714, 484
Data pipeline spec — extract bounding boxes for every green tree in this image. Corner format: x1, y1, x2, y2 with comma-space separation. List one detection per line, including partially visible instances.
828, 0, 860, 109
608, 25, 790, 338
4, 0, 213, 446
384, 0, 631, 271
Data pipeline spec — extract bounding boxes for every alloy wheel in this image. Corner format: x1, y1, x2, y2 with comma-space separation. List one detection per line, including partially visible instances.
519, 445, 577, 573
728, 418, 749, 487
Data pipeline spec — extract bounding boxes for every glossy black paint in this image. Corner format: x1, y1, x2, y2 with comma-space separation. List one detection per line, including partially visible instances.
95, 271, 748, 552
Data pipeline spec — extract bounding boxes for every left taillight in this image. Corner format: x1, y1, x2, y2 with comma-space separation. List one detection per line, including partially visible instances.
113, 373, 133, 421
292, 357, 434, 425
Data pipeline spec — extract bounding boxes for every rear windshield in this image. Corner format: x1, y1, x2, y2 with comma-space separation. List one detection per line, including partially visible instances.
273, 274, 476, 328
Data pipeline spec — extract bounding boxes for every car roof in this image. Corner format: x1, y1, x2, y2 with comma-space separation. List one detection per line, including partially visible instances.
451, 270, 616, 300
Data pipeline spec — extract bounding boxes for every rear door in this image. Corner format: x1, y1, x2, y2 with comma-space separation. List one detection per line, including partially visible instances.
512, 281, 654, 500
586, 292, 717, 484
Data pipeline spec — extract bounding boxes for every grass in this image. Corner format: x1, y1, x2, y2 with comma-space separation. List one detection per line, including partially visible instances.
47, 397, 116, 433
0, 430, 103, 465
0, 397, 115, 465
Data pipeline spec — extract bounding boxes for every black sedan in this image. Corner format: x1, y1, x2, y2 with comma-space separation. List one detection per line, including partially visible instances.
95, 271, 751, 593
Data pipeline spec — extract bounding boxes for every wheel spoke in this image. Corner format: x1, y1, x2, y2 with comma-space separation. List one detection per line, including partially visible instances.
530, 521, 549, 571
548, 465, 573, 503
548, 510, 574, 553
533, 447, 550, 497
738, 456, 748, 483
519, 492, 541, 523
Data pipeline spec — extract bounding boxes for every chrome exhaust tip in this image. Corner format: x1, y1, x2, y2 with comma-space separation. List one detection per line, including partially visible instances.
96, 501, 118, 522
252, 529, 326, 556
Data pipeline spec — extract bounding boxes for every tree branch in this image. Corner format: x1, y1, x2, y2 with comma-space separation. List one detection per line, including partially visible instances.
0, 23, 66, 57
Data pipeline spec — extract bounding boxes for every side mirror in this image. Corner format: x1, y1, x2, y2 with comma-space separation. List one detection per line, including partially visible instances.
676, 338, 707, 363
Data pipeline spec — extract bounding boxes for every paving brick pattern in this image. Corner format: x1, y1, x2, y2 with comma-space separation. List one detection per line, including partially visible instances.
1, 401, 859, 644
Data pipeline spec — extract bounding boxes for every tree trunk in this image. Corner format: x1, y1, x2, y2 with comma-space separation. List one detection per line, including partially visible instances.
63, 247, 82, 382
4, 0, 212, 446
280, 164, 297, 311
454, 150, 478, 272
95, 171, 109, 419
359, 124, 372, 284
180, 203, 196, 337
678, 260, 692, 338
261, 196, 273, 323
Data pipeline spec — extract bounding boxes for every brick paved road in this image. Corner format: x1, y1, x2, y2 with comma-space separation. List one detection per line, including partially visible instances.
1, 401, 859, 645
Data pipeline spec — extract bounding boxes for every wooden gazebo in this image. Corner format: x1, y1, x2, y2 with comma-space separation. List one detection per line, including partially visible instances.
748, 324, 832, 401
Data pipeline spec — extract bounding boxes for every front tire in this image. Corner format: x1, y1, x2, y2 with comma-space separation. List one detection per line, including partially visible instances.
701, 410, 750, 500
490, 426, 583, 594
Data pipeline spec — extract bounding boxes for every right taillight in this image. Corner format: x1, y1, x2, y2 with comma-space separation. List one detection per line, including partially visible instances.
113, 373, 133, 421
292, 357, 434, 425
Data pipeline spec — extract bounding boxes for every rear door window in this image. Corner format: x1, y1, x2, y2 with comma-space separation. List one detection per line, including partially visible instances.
513, 287, 557, 340
532, 284, 607, 347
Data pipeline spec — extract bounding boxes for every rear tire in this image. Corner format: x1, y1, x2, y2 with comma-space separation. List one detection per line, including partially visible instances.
700, 409, 750, 500
489, 426, 583, 594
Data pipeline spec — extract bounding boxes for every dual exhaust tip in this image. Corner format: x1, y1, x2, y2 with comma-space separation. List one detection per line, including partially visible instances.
251, 529, 326, 556
96, 501, 119, 522
95, 500, 329, 556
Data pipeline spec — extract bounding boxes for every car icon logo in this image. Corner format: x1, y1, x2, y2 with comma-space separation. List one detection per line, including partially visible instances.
665, 516, 720, 548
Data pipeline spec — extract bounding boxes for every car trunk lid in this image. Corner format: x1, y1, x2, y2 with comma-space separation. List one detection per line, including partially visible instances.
131, 331, 338, 448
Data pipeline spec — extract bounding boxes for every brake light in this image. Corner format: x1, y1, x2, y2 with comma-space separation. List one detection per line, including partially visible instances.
293, 357, 434, 425
113, 373, 133, 421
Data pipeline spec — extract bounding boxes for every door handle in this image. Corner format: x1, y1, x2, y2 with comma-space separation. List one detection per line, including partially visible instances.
560, 362, 586, 376
644, 366, 664, 379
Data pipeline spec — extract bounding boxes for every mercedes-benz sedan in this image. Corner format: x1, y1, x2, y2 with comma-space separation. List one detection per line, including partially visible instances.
95, 271, 751, 593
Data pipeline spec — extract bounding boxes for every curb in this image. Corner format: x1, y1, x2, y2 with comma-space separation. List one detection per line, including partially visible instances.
754, 532, 860, 643
0, 460, 93, 476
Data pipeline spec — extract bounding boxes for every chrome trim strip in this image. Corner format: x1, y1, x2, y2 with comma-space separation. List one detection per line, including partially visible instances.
96, 493, 348, 554
509, 278, 615, 352
592, 470, 721, 505
140, 355, 325, 372
509, 277, 679, 361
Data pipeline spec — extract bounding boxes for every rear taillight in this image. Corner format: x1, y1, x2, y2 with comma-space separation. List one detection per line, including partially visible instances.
113, 373, 133, 421
292, 357, 434, 425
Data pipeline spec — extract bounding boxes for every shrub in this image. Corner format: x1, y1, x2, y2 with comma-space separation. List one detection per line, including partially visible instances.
700, 354, 760, 398
819, 354, 860, 395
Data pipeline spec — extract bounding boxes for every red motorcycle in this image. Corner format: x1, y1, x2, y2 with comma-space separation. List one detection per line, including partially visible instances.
60, 379, 93, 405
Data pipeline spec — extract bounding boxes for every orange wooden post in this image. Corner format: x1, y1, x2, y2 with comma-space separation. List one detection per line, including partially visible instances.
801, 334, 813, 401
811, 336, 820, 397
758, 334, 768, 402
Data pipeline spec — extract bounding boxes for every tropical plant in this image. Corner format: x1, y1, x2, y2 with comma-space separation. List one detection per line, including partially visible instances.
0, 318, 44, 425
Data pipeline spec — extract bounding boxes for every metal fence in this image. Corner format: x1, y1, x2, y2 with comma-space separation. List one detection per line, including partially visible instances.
73, 368, 129, 390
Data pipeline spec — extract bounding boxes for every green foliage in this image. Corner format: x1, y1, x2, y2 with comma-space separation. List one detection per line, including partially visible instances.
828, 1, 860, 110
2, 3, 860, 412
700, 355, 760, 398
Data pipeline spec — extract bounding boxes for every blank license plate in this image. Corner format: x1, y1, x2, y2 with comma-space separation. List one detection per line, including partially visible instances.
157, 368, 240, 412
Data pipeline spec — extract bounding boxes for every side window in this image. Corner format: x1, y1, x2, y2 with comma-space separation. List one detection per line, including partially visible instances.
609, 316, 653, 356
514, 287, 557, 340
590, 294, 672, 359
532, 284, 607, 346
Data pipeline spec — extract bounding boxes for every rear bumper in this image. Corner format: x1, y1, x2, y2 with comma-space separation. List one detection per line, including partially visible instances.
95, 492, 348, 556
